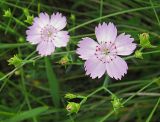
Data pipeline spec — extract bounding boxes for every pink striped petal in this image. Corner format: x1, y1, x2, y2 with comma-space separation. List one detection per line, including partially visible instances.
111, 33, 136, 55
76, 37, 98, 60
95, 22, 117, 44
26, 24, 42, 44
26, 35, 42, 44
36, 41, 55, 56
33, 13, 50, 28
84, 56, 106, 79
50, 12, 67, 30
53, 31, 70, 47
106, 56, 128, 80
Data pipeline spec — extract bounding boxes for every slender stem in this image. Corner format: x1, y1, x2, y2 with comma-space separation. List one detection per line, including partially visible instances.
68, 5, 160, 32
99, 77, 160, 122
87, 87, 103, 98
146, 97, 160, 122
99, 0, 103, 23
150, 0, 160, 26
122, 78, 158, 104
80, 87, 103, 105
103, 87, 114, 96
99, 111, 114, 122
0, 51, 36, 81
18, 47, 37, 122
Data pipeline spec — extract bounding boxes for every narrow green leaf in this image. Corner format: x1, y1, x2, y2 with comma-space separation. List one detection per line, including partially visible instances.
0, 43, 29, 49
45, 57, 60, 107
146, 97, 160, 122
4, 106, 48, 122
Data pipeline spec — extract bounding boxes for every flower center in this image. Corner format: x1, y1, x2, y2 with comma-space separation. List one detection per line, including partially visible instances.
103, 48, 109, 55
40, 24, 58, 41
94, 42, 117, 63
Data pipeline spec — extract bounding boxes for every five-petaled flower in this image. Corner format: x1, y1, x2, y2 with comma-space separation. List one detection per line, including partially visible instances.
26, 12, 70, 56
76, 22, 136, 80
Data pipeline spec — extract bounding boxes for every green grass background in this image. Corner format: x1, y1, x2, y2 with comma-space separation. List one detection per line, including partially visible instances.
0, 0, 160, 122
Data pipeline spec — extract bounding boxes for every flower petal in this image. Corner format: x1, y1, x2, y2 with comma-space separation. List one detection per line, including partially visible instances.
53, 31, 69, 47
84, 56, 106, 79
33, 12, 50, 28
76, 37, 98, 60
26, 35, 42, 44
106, 56, 128, 80
36, 41, 55, 56
50, 12, 67, 30
111, 33, 136, 55
26, 24, 42, 44
95, 22, 117, 44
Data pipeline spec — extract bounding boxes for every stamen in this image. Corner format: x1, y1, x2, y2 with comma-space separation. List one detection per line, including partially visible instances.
40, 25, 58, 41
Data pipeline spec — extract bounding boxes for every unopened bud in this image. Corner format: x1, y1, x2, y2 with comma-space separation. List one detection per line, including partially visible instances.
66, 102, 80, 114
139, 33, 155, 48
65, 93, 77, 99
8, 55, 23, 68
111, 95, 123, 113
3, 9, 12, 18
24, 15, 34, 24
134, 50, 143, 59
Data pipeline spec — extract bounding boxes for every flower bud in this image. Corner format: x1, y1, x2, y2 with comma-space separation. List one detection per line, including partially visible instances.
18, 37, 25, 43
59, 56, 69, 65
65, 93, 77, 99
23, 8, 29, 17
3, 9, 12, 18
15, 70, 20, 75
134, 50, 143, 59
24, 15, 34, 24
111, 95, 123, 113
66, 102, 80, 114
8, 55, 23, 67
139, 33, 155, 48
70, 14, 76, 21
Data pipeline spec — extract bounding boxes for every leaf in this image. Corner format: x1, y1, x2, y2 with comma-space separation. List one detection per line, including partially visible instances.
45, 57, 60, 107
4, 106, 48, 122
0, 43, 28, 49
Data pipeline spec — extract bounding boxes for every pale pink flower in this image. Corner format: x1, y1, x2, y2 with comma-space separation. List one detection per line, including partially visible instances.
26, 12, 69, 56
76, 22, 136, 80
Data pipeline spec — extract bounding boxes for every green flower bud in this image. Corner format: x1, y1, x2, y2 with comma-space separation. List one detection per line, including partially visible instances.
15, 70, 20, 75
66, 102, 80, 114
23, 8, 29, 17
24, 15, 34, 24
134, 50, 143, 59
59, 55, 69, 65
111, 95, 123, 113
3, 9, 12, 18
65, 93, 77, 99
155, 78, 160, 86
139, 33, 155, 48
18, 37, 25, 43
70, 14, 76, 21
8, 55, 23, 68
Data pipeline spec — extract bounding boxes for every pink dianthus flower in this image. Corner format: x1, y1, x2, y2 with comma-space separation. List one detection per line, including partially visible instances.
77, 22, 136, 80
26, 12, 70, 56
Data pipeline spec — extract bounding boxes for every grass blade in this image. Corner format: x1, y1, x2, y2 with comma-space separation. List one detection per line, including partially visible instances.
0, 43, 29, 49
4, 106, 48, 122
45, 57, 60, 107
146, 97, 160, 122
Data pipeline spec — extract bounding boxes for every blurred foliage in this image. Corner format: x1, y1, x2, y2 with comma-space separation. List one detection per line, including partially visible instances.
0, 0, 160, 122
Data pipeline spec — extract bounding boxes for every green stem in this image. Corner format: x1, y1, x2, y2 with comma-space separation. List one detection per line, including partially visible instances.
99, 77, 160, 122
149, 0, 160, 26
99, 0, 103, 23
146, 97, 160, 122
68, 5, 160, 32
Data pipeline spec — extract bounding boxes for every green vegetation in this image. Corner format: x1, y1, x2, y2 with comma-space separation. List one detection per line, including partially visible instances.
0, 0, 160, 122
